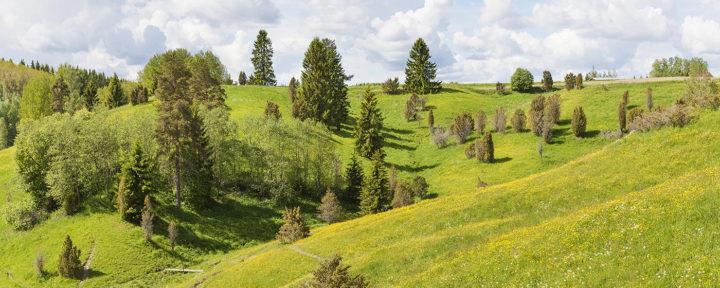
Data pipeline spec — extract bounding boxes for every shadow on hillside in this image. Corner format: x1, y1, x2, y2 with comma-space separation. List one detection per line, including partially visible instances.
384, 127, 414, 135
384, 140, 416, 151
628, 104, 638, 110
86, 269, 106, 280
440, 87, 467, 94
584, 130, 602, 138
467, 88, 496, 95
494, 157, 512, 163
391, 162, 439, 173
557, 119, 571, 126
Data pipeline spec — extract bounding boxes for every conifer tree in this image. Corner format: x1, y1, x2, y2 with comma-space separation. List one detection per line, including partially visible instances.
404, 38, 441, 94
58, 235, 82, 279
450, 112, 474, 143
141, 195, 154, 241
83, 77, 97, 110
475, 110, 487, 134
564, 73, 575, 90
107, 73, 125, 108
427, 109, 435, 130
345, 153, 363, 203
51, 76, 69, 113
541, 70, 553, 90
288, 76, 298, 102
404, 97, 417, 121
318, 189, 342, 223
130, 86, 149, 105
355, 88, 384, 158
117, 143, 154, 224
237, 71, 247, 85
475, 133, 494, 163
544, 94, 561, 124
264, 101, 281, 120
249, 30, 276, 86
492, 108, 507, 133
359, 150, 390, 215
306, 255, 369, 288
646, 87, 653, 111
542, 121, 554, 144
575, 73, 584, 89
571, 106, 587, 138
391, 181, 415, 209
183, 111, 215, 208
529, 95, 545, 136
618, 102, 627, 133
276, 207, 309, 243
511, 109, 526, 132
622, 90, 629, 107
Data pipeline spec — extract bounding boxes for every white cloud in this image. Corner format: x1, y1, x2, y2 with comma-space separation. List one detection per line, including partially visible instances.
681, 16, 720, 54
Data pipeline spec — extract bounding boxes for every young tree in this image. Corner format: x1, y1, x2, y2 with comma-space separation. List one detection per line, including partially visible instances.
475, 110, 486, 134
391, 181, 414, 208
51, 76, 69, 113
411, 176, 429, 199
276, 207, 309, 243
58, 235, 82, 279
564, 73, 575, 90
19, 74, 53, 120
511, 109, 526, 132
107, 73, 125, 108
575, 73, 584, 89
541, 70, 553, 91
388, 165, 398, 193
189, 51, 227, 108
318, 189, 342, 223
288, 76, 298, 102
622, 90, 629, 107
264, 101, 282, 120
82, 77, 97, 111
544, 94, 561, 124
355, 88, 384, 158
430, 126, 450, 148
237, 71, 247, 85
475, 133, 494, 163
492, 108, 507, 133
359, 151, 390, 215
249, 30, 276, 86
293, 38, 350, 131
117, 143, 154, 224
427, 109, 435, 129
450, 112, 474, 143
404, 97, 417, 121
510, 68, 533, 92
382, 77, 401, 95
306, 255, 369, 288
646, 87, 653, 111
571, 106, 587, 138
345, 153, 363, 203
35, 252, 45, 278
404, 38, 441, 94
618, 102, 627, 132
542, 121, 554, 144
529, 95, 545, 136
141, 195, 154, 241
495, 82, 506, 95
130, 86, 149, 105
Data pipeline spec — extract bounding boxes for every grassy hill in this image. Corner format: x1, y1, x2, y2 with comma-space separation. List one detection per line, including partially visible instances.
0, 79, 710, 287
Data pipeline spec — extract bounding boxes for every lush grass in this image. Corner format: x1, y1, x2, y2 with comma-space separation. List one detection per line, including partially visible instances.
0, 80, 699, 287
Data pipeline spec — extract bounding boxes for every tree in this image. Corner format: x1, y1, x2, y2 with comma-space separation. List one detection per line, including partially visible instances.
359, 151, 390, 215
511, 109, 526, 132
646, 87, 653, 111
391, 181, 414, 208
83, 77, 98, 111
130, 85, 149, 105
411, 176, 429, 199
571, 106, 586, 137
293, 38, 351, 131
475, 133, 494, 163
276, 207, 309, 243
575, 73, 584, 89
475, 110, 486, 134
450, 113, 473, 143
306, 255, 369, 288
58, 235, 82, 279
264, 101, 282, 120
117, 143, 154, 223
542, 121, 554, 144
189, 51, 227, 108
51, 76, 69, 113
107, 73, 125, 108
510, 68, 533, 92
427, 109, 435, 129
541, 70, 553, 91
183, 110, 216, 209
544, 94, 561, 124
141, 195, 154, 241
382, 77, 401, 95
345, 153, 363, 203
404, 38, 441, 94
529, 95, 545, 136
319, 189, 342, 223
19, 74, 53, 120
0, 118, 7, 149
288, 76, 298, 102
237, 71, 247, 85
249, 30, 276, 86
168, 221, 178, 250
431, 126, 450, 148
564, 73, 575, 90
622, 90, 629, 107
388, 165, 398, 193
355, 88, 384, 158
404, 97, 417, 121
618, 102, 627, 132
492, 108, 507, 133
496, 82, 506, 95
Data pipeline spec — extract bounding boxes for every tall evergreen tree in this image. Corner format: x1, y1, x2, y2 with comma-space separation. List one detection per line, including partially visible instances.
293, 38, 351, 131
117, 143, 154, 223
51, 76, 69, 113
359, 150, 390, 215
58, 235, 82, 279
541, 70, 553, 90
355, 88, 384, 158
571, 106, 587, 138
345, 153, 363, 203
237, 71, 247, 85
288, 76, 298, 102
83, 77, 97, 110
107, 73, 125, 108
249, 30, 276, 86
404, 38, 441, 94
141, 195, 154, 241
183, 111, 215, 208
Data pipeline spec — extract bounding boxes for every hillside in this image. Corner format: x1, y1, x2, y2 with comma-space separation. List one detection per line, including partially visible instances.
0, 79, 707, 287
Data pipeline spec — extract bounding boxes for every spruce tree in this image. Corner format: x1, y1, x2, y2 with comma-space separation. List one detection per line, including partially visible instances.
345, 153, 363, 203
83, 77, 97, 110
511, 109, 526, 132
355, 88, 384, 158
117, 143, 154, 224
318, 189, 342, 223
529, 95, 545, 136
306, 255, 369, 288
58, 235, 82, 279
541, 70, 553, 90
391, 181, 414, 208
51, 76, 69, 113
475, 110, 486, 134
564, 73, 575, 90
450, 112, 474, 143
107, 73, 125, 108
427, 109, 435, 130
618, 102, 627, 133
237, 71, 247, 85
575, 73, 584, 89
183, 111, 215, 208
264, 101, 282, 120
276, 207, 309, 243
475, 133, 494, 163
359, 150, 390, 215
571, 106, 587, 138
249, 30, 276, 86
288, 76, 298, 102
141, 195, 154, 241
404, 38, 441, 94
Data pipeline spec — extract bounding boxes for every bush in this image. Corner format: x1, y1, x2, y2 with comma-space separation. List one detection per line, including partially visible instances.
618, 102, 627, 132
430, 126, 449, 148
4, 198, 47, 231
427, 109, 434, 129
306, 255, 368, 288
575, 73, 583, 89
630, 105, 693, 132
475, 133, 494, 163
450, 113, 474, 143
382, 77, 400, 95
622, 90, 629, 107
391, 181, 414, 208
541, 70, 553, 90
264, 101, 282, 120
492, 108, 506, 133
276, 207, 309, 243
682, 76, 720, 109
35, 252, 45, 278
464, 142, 476, 159
510, 68, 533, 92
628, 108, 644, 123
319, 189, 342, 223
571, 106, 587, 137
475, 110, 486, 134
646, 88, 654, 110
511, 109, 525, 132
495, 82, 506, 95
542, 121, 554, 144
564, 73, 575, 90
58, 235, 82, 279
411, 176, 428, 199
129, 86, 149, 105
544, 94, 561, 124
404, 98, 417, 121
529, 95, 545, 136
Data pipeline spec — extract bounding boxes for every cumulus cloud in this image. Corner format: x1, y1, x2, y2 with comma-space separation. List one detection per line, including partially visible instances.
681, 16, 720, 54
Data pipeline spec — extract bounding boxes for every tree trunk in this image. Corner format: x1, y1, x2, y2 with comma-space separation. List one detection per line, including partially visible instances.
174, 155, 181, 209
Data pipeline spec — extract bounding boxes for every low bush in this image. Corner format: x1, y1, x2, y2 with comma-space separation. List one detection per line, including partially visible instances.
430, 127, 449, 148
450, 113, 474, 143
277, 207, 309, 243
492, 108, 507, 133
511, 109, 525, 132
3, 198, 47, 231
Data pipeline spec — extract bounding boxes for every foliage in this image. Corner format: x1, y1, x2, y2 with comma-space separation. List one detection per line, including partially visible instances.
355, 88, 384, 158
542, 121, 554, 144
58, 235, 82, 279
650, 56, 710, 77
618, 102, 627, 132
404, 97, 417, 121
130, 85, 149, 105
404, 38, 441, 94
628, 108, 644, 123
681, 76, 720, 109
492, 108, 507, 133
427, 109, 434, 129
19, 74, 53, 120
345, 153, 363, 203
288, 77, 298, 102
117, 143, 154, 223
474, 110, 486, 134
571, 106, 587, 137
544, 94, 561, 124
51, 76, 69, 113
305, 255, 368, 288
430, 126, 450, 148
106, 74, 126, 109
646, 88, 654, 110
529, 95, 545, 136
450, 112, 474, 143
0, 92, 20, 146
495, 82, 506, 95
474, 133, 494, 163
510, 68, 533, 92
382, 77, 401, 95
541, 70, 553, 90
575, 73, 583, 89
264, 101, 282, 120
629, 105, 692, 132
411, 176, 429, 199
3, 197, 47, 230
511, 109, 526, 133
277, 207, 309, 243
319, 189, 343, 223
189, 51, 227, 108
238, 71, 247, 85
141, 195, 154, 241
391, 180, 414, 208
35, 252, 45, 278
564, 73, 575, 90
360, 151, 390, 214
249, 30, 277, 86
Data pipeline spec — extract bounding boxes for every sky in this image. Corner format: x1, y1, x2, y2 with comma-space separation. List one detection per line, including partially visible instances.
1, 0, 719, 84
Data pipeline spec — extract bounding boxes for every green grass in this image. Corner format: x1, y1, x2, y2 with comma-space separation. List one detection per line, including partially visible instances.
0, 80, 706, 287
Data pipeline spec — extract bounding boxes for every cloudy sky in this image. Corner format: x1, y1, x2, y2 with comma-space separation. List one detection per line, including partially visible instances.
1, 0, 719, 84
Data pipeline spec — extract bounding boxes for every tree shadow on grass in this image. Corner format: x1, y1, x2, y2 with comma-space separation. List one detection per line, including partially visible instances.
391, 162, 440, 173
493, 157, 512, 163
584, 130, 602, 138
557, 119, 571, 126
440, 87, 467, 94
384, 140, 417, 151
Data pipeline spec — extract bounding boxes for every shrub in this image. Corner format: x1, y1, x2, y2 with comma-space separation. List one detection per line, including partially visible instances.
430, 126, 449, 148
529, 95, 545, 136
630, 105, 693, 132
168, 221, 178, 250
544, 94, 561, 124
411, 176, 428, 199
382, 77, 400, 95
537, 142, 543, 158
477, 178, 489, 188
646, 88, 654, 110
492, 108, 507, 133
344, 154, 363, 203
628, 108, 644, 123
306, 255, 369, 288
450, 113, 474, 143
495, 82, 506, 95
600, 130, 623, 140
264, 101, 282, 120
622, 90, 629, 107
475, 133, 494, 163
510, 68, 533, 92
427, 109, 434, 129
575, 73, 583, 89
571, 106, 587, 137
276, 207, 309, 243
388, 166, 398, 193
564, 73, 575, 90
542, 121, 554, 144
391, 181, 414, 208
541, 70, 553, 90
35, 252, 45, 278
618, 102, 627, 132
3, 198, 47, 231
416, 95, 428, 111
511, 109, 526, 132
141, 195, 154, 242
682, 76, 720, 109
464, 142, 476, 159
58, 235, 82, 279
404, 98, 417, 121
475, 110, 486, 134
319, 189, 342, 223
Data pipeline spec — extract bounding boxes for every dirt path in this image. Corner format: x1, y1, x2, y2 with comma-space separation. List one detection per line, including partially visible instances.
287, 245, 322, 261
78, 241, 96, 286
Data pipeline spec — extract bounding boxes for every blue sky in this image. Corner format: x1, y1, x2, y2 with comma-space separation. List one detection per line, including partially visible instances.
1, 0, 719, 84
